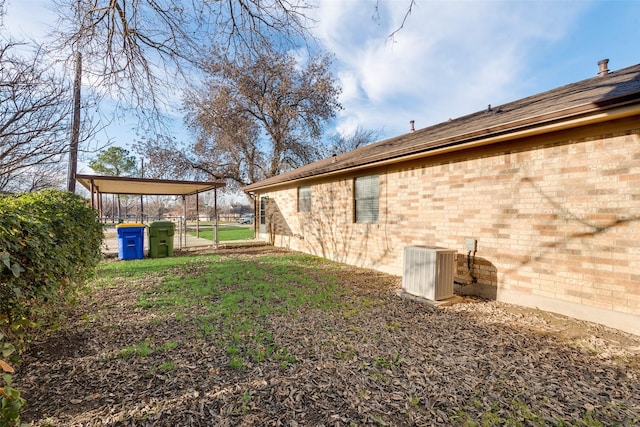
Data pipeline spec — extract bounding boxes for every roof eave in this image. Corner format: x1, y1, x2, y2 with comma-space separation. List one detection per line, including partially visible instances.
243, 99, 640, 193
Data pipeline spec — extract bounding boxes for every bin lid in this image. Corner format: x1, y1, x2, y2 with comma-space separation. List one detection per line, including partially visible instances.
116, 223, 146, 228
149, 221, 175, 228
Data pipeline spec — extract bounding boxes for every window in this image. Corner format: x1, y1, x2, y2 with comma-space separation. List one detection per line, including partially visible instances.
354, 175, 379, 223
259, 196, 267, 229
298, 185, 311, 212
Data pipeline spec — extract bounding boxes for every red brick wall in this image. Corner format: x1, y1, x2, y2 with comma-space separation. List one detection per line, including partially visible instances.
259, 119, 640, 333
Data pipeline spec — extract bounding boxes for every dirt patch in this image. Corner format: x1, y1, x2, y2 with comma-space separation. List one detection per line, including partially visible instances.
16, 247, 640, 426
27, 331, 94, 362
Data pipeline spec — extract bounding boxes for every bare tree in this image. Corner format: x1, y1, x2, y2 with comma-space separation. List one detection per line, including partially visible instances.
0, 41, 71, 192
134, 134, 210, 181
50, 0, 316, 125
373, 0, 417, 43
137, 46, 341, 187
1, 162, 67, 193
319, 126, 383, 159
144, 196, 170, 220
172, 46, 342, 186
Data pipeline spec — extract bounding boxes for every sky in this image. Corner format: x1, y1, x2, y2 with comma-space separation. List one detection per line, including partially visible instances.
310, 0, 640, 137
3, 0, 640, 169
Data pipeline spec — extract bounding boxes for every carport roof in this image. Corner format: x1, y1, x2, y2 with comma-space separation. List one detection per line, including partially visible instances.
76, 174, 225, 196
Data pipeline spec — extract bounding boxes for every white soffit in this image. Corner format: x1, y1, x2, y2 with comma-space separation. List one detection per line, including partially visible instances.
76, 174, 225, 196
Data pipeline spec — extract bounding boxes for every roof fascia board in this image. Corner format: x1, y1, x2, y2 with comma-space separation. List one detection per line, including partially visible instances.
76, 174, 225, 196
75, 174, 224, 187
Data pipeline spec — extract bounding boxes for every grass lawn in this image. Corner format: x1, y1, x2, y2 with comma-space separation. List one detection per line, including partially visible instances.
188, 224, 254, 241
112, 250, 343, 369
18, 248, 640, 426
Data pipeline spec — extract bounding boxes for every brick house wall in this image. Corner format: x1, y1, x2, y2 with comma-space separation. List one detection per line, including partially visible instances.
258, 117, 640, 335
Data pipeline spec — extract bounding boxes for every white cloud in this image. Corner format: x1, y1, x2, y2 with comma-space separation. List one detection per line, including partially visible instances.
312, 0, 591, 138
6, 0, 635, 152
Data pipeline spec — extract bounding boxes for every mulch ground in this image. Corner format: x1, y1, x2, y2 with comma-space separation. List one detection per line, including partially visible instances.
16, 247, 640, 426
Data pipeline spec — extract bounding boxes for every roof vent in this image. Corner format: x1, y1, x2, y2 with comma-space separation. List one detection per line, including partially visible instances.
410, 120, 415, 132
597, 59, 609, 77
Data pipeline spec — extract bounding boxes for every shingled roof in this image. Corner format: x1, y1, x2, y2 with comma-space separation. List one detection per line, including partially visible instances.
244, 61, 640, 192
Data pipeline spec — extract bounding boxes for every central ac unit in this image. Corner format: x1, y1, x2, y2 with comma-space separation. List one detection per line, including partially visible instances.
402, 246, 456, 301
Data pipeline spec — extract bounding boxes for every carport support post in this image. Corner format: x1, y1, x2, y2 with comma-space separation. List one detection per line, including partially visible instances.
214, 187, 218, 247
196, 193, 200, 238
140, 159, 144, 223
182, 195, 187, 248
89, 179, 95, 208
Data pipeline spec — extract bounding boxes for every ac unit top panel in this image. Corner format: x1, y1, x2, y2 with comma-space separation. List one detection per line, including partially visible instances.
406, 245, 457, 253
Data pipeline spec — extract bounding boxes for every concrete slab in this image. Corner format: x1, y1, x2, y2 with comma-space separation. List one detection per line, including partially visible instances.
102, 229, 265, 257
395, 290, 465, 308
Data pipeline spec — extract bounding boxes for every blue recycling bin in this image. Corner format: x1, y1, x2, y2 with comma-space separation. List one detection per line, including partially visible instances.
116, 224, 145, 260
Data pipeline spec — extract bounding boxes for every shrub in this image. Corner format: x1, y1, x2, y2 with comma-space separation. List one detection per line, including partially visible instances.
0, 189, 103, 425
0, 332, 25, 427
0, 189, 103, 323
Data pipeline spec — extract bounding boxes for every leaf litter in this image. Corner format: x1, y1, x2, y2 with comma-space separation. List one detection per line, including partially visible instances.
16, 247, 640, 426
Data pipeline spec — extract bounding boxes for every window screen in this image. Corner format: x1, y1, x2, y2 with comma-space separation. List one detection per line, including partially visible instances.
259, 197, 266, 225
298, 185, 311, 212
354, 175, 379, 223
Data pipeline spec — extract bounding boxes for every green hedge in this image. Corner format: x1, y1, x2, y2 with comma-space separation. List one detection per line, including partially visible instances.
0, 189, 103, 323
0, 189, 103, 425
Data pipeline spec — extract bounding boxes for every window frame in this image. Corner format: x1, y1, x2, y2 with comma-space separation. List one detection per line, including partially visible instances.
353, 175, 379, 224
297, 185, 312, 213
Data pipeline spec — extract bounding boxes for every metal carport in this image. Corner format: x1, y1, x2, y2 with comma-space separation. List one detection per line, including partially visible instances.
76, 174, 226, 249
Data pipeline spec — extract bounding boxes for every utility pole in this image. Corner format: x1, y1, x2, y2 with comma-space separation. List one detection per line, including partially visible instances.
67, 51, 82, 193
